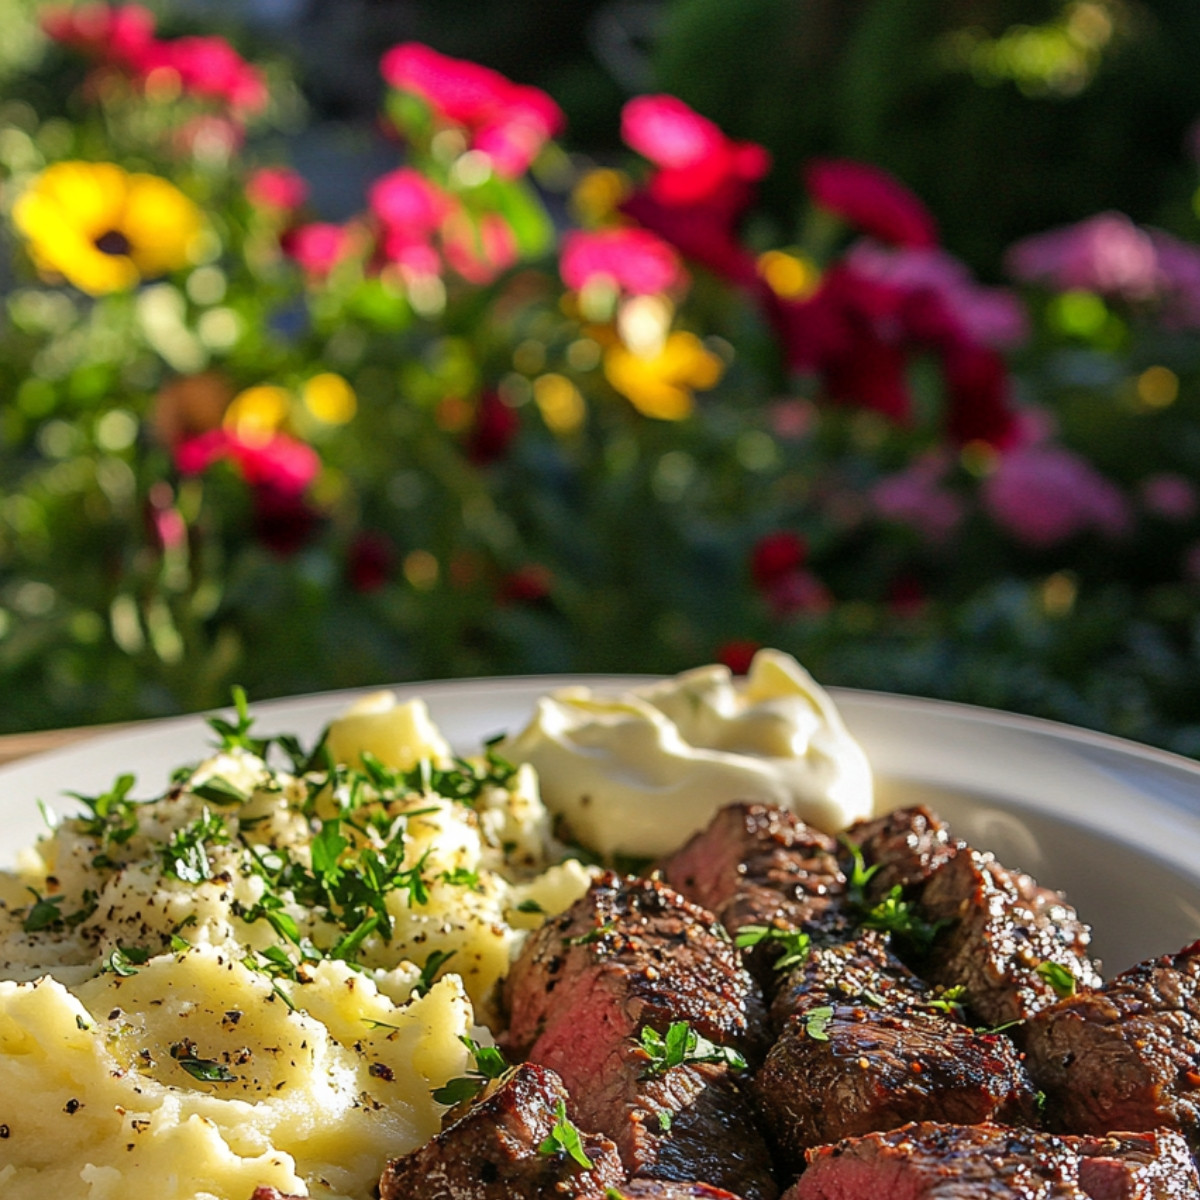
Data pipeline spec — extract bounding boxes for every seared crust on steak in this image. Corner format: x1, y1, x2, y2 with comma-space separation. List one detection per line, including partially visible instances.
1068, 1130, 1200, 1200
917, 848, 1102, 1030
783, 1122, 1090, 1200
378, 1063, 625, 1199
658, 804, 849, 983
613, 1180, 745, 1198
1024, 939, 1200, 1153
845, 805, 962, 902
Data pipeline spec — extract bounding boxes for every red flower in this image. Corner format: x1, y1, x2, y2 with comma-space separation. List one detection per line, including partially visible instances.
247, 166, 309, 214
347, 532, 395, 592
252, 485, 322, 557
466, 390, 520, 465
41, 3, 156, 67
380, 43, 562, 178
281, 223, 354, 277
717, 639, 761, 675
136, 35, 268, 116
751, 531, 807, 589
804, 158, 938, 249
941, 343, 1018, 449
499, 563, 553, 604
175, 428, 320, 494
559, 227, 685, 296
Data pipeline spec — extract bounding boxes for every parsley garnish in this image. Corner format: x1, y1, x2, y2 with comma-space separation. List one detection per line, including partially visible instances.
656, 1109, 673, 1131
431, 1035, 510, 1106
162, 808, 229, 884
538, 1099, 593, 1169
638, 1020, 748, 1077
804, 1005, 835, 1041
70, 773, 141, 851
103, 944, 151, 976
516, 898, 545, 914
170, 1042, 236, 1082
922, 984, 968, 1018
1035, 960, 1077, 998
22, 890, 65, 933
734, 924, 812, 971
415, 949, 456, 997
841, 835, 881, 907
190, 776, 250, 806
567, 920, 616, 946
839, 836, 945, 951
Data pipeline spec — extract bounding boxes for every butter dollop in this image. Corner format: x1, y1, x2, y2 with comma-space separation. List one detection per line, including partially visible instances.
501, 648, 873, 858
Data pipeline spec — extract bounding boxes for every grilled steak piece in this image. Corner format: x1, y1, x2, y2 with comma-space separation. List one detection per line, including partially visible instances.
658, 803, 849, 983
917, 848, 1102, 1030
1068, 1131, 1200, 1200
845, 805, 961, 902
503, 871, 767, 1063
378, 1063, 624, 1200
613, 1183, 745, 1199
769, 930, 932, 1032
503, 873, 778, 1200
756, 999, 1037, 1170
1024, 940, 1200, 1153
783, 1122, 1090, 1200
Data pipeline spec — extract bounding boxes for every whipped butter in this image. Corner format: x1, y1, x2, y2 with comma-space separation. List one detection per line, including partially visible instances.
500, 648, 874, 858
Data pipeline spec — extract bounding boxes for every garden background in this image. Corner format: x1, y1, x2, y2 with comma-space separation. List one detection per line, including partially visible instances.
6, 0, 1200, 756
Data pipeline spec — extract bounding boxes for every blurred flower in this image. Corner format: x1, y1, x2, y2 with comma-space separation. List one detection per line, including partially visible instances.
983, 444, 1131, 547
804, 158, 938, 249
175, 113, 244, 162
41, 3, 155, 68
1140, 473, 1198, 522
13, 161, 204, 295
136, 35, 268, 116
347, 532, 395, 592
887, 575, 928, 619
442, 210, 518, 284
942, 342, 1018, 449
466, 389, 520, 464
560, 227, 685, 297
281, 222, 354, 277
499, 563, 553, 604
368, 168, 449, 237
151, 371, 234, 448
247, 166, 309, 214
302, 374, 357, 425
621, 95, 769, 212
252, 484, 322, 557
175, 428, 319, 494
871, 455, 965, 544
766, 569, 833, 619
380, 42, 562, 177
716, 639, 761, 675
750, 531, 808, 589
604, 330, 723, 420
224, 384, 290, 441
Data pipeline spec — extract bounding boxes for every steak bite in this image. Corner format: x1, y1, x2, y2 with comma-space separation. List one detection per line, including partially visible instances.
1068, 1131, 1200, 1200
657, 803, 848, 982
756, 998, 1037, 1169
844, 805, 961, 902
917, 848, 1102, 1030
1024, 940, 1200, 1153
378, 1062, 625, 1200
613, 1183, 746, 1199
783, 1122, 1091, 1200
503, 871, 767, 1063
502, 872, 779, 1200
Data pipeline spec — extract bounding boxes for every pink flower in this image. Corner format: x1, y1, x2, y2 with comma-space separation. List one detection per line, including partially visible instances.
247, 166, 309, 214
175, 428, 319, 495
805, 159, 938, 249
559, 227, 685, 296
1140, 473, 1198, 522
347, 533, 395, 592
767, 569, 834, 619
42, 3, 156, 67
942, 342, 1019, 450
368, 168, 449, 237
871, 455, 965, 544
442, 210, 518, 284
983, 444, 1131, 547
621, 95, 770, 213
281, 222, 353, 277
1006, 212, 1160, 301
380, 43, 562, 177
142, 35, 268, 115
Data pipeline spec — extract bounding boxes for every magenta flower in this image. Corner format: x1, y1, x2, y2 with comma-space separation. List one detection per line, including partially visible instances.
380, 43, 563, 177
1140, 473, 1198, 522
281, 222, 353, 277
175, 428, 320, 495
246, 166, 309, 214
871, 455, 965, 544
559, 227, 685, 296
621, 95, 770, 212
41, 3, 156, 68
983, 444, 1130, 547
805, 159, 938, 249
135, 34, 268, 115
442, 210, 518, 284
368, 168, 449, 238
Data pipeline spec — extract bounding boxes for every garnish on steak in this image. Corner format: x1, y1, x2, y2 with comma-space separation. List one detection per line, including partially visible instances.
780, 1121, 1200, 1200
657, 803, 849, 985
756, 933, 1037, 1169
378, 1062, 625, 1199
916, 847, 1102, 1030
1024, 938, 1200, 1153
843, 805, 962, 902
502, 872, 778, 1200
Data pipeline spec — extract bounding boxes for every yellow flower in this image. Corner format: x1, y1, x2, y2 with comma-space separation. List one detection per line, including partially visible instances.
13, 161, 205, 295
604, 331, 724, 420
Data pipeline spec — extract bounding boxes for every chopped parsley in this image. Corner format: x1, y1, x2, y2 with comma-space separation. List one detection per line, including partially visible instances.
70, 772, 141, 852
734, 924, 812, 971
566, 920, 617, 946
1035, 960, 1078, 998
431, 1035, 510, 1106
637, 1020, 748, 1077
162, 808, 229, 884
804, 1005, 835, 1041
170, 1042, 236, 1083
415, 949, 456, 997
103, 944, 151, 976
840, 835, 944, 951
538, 1099, 593, 1169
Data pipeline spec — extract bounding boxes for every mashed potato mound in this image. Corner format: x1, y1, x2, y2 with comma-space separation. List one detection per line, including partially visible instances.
0, 692, 594, 1200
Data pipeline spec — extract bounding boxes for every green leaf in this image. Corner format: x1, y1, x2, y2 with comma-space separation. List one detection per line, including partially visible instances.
1035, 960, 1077, 998
804, 1005, 834, 1042
734, 924, 811, 971
415, 948, 456, 997
22, 890, 64, 933
638, 1020, 748, 1077
170, 1045, 236, 1083
191, 777, 250, 806
104, 944, 151, 976
566, 920, 616, 946
538, 1098, 593, 1169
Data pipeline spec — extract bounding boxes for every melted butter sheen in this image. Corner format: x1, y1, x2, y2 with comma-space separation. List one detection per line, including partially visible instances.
501, 649, 874, 858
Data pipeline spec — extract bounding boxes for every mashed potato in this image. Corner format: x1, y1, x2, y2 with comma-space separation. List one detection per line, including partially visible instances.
0, 690, 593, 1200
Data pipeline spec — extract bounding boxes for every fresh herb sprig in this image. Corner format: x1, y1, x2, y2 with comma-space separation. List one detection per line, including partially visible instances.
431, 1035, 510, 1106
637, 1020, 748, 1078
840, 836, 945, 952
538, 1099, 594, 1169
734, 924, 812, 971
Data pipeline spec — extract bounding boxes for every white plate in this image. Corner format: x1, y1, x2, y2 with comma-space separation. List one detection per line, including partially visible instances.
1, 678, 1198, 974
